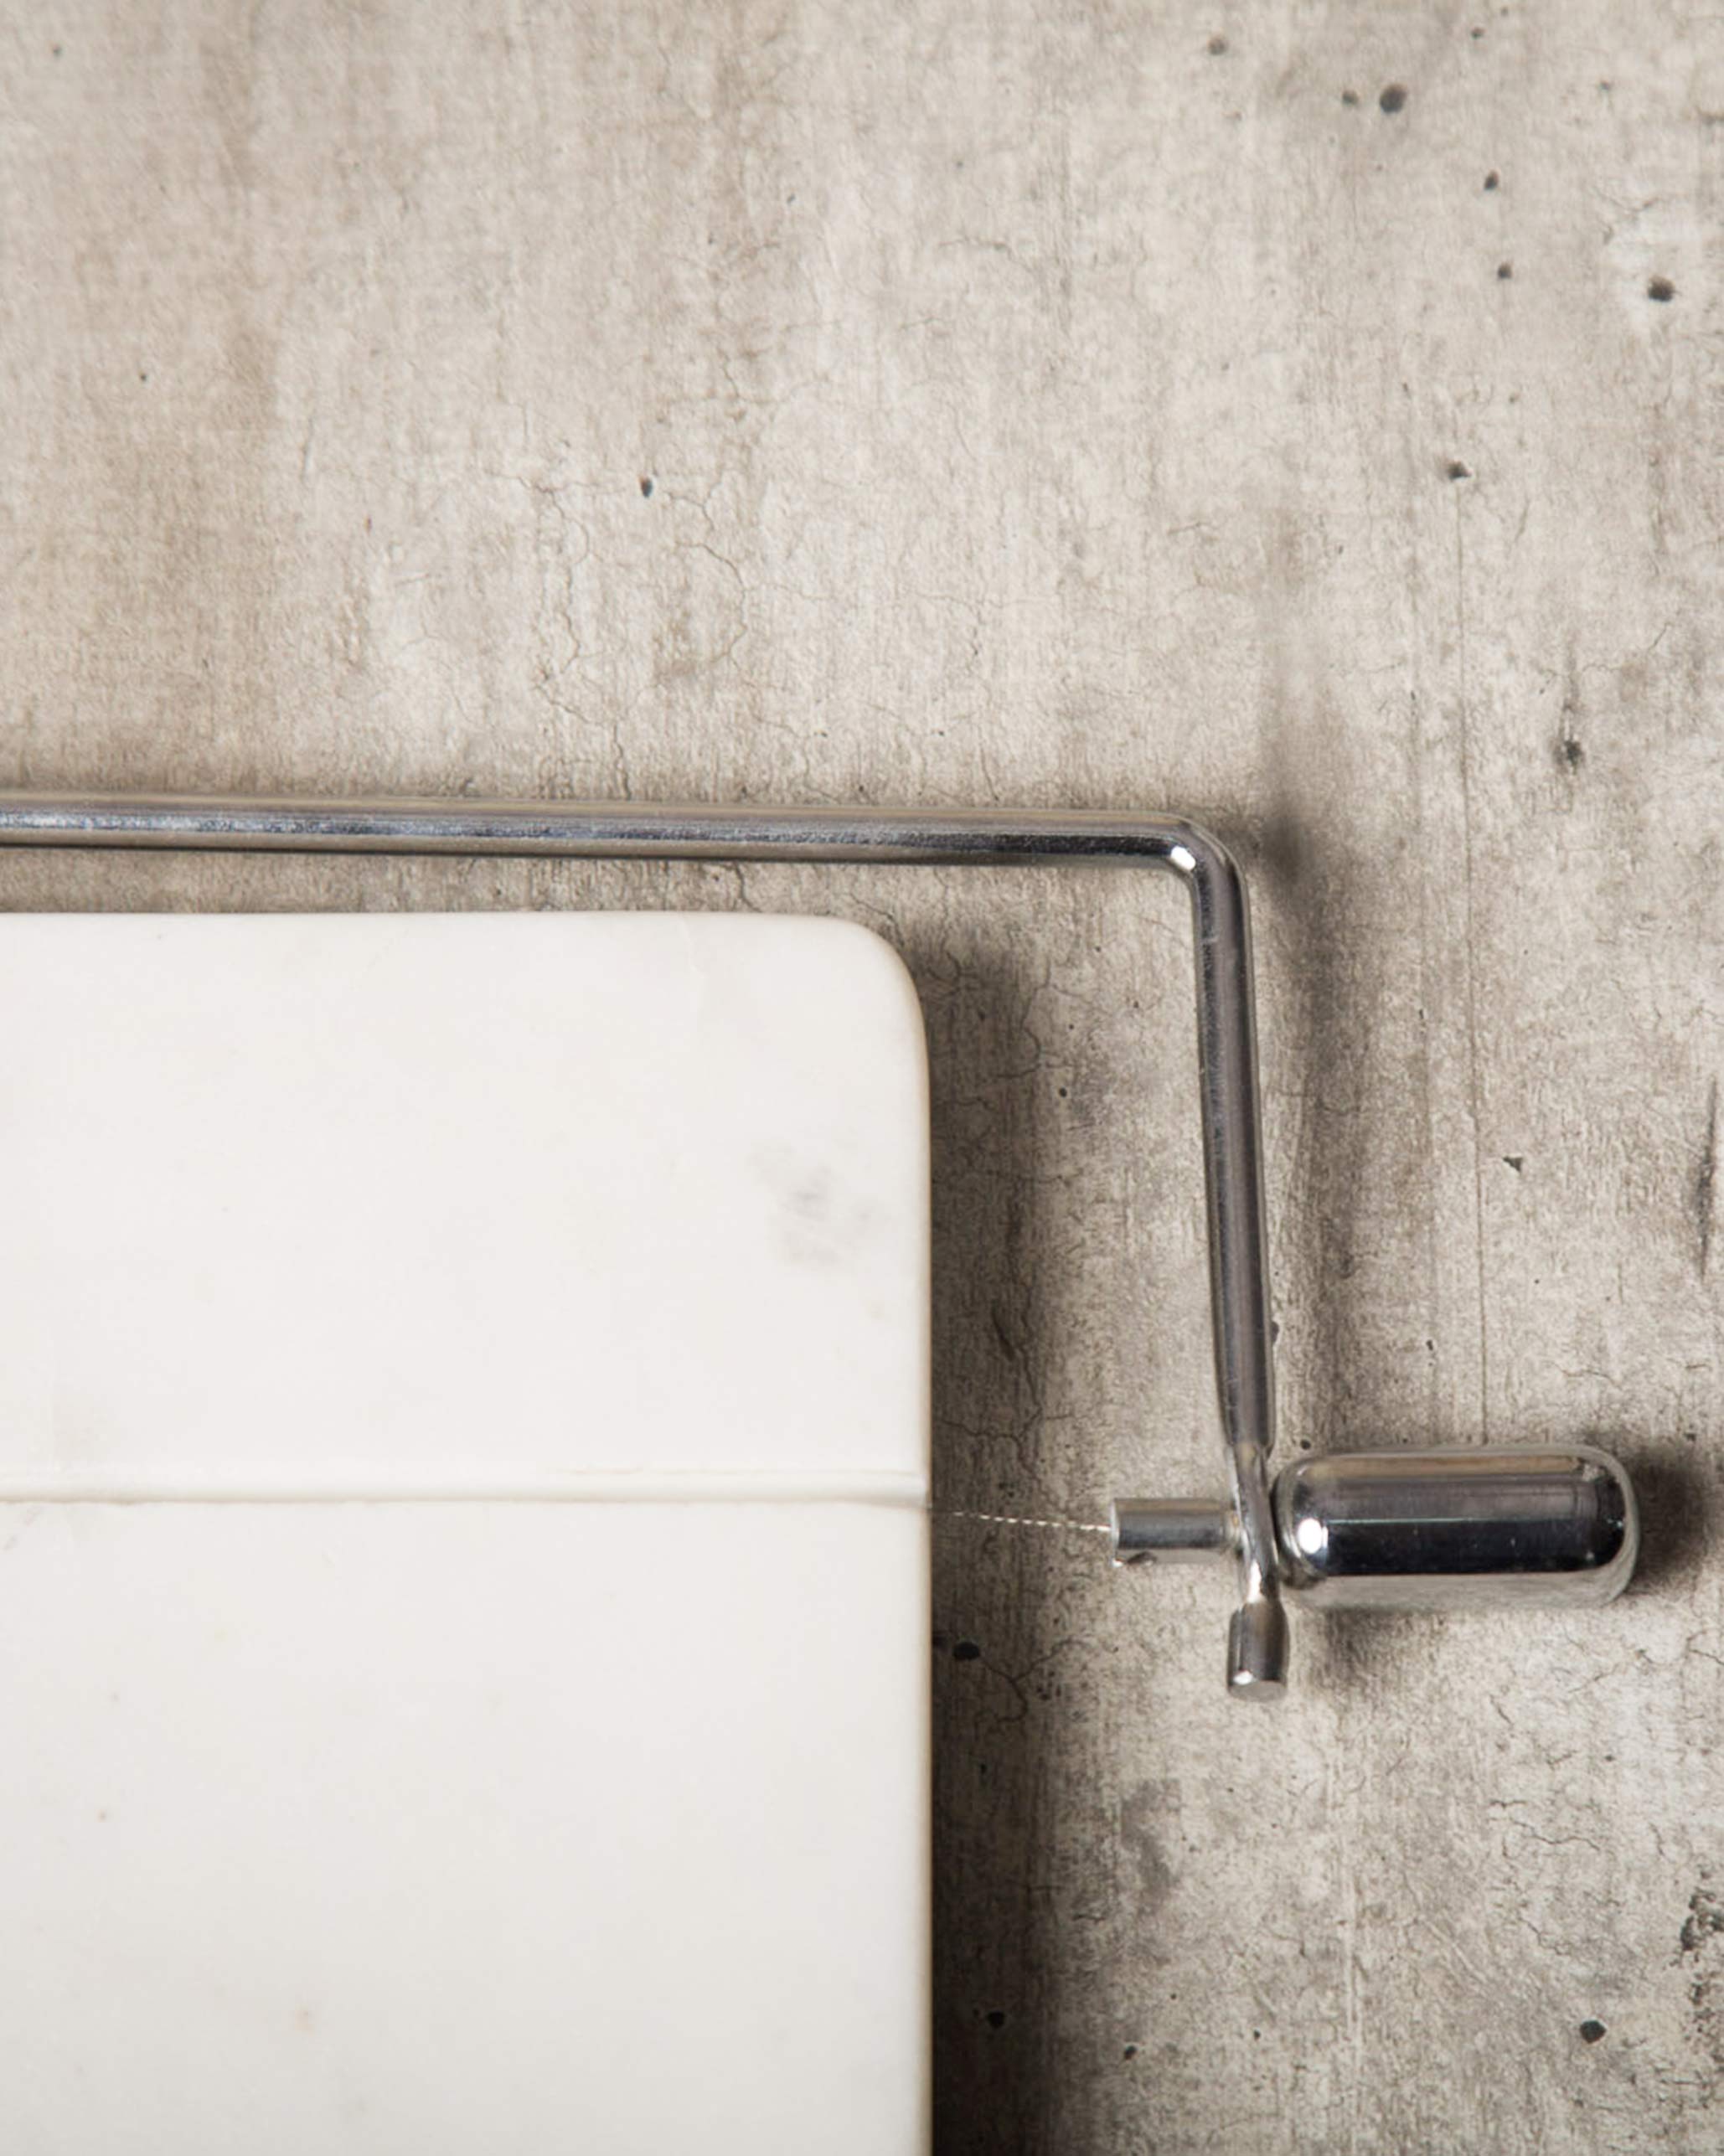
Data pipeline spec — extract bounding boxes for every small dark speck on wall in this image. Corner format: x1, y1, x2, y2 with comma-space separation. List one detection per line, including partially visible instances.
1681, 1887, 1724, 1952
1341, 89, 1360, 106
1123, 2045, 1138, 2060
1207, 34, 1228, 55
985, 2010, 1007, 2030
1503, 1155, 1524, 1172
1379, 84, 1408, 113
1560, 731, 1584, 771
1648, 276, 1675, 302
639, 476, 654, 497
1497, 261, 1513, 279
1579, 2019, 1607, 2044
1484, 169, 1500, 189
1447, 461, 1471, 480
952, 1639, 982, 1662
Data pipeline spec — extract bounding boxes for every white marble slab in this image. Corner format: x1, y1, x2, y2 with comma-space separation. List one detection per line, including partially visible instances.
0, 913, 930, 2153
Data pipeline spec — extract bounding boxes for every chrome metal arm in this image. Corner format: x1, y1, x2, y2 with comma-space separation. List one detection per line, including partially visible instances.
0, 792, 1286, 1691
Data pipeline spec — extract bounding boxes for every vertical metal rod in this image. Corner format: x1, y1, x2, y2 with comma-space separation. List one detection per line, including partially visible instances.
0, 792, 1285, 1692
1179, 840, 1285, 1694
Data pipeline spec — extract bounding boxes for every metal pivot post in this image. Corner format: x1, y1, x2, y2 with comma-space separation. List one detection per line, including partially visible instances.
0, 792, 1638, 1694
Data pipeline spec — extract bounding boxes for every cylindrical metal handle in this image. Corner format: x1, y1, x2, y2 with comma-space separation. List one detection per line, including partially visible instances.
1114, 1446, 1639, 1614
1272, 1446, 1638, 1609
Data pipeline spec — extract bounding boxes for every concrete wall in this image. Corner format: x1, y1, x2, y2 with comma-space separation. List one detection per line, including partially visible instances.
3, 3, 1720, 2146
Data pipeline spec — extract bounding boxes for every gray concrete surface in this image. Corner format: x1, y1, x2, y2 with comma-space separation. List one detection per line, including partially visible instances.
3, 3, 1721, 2148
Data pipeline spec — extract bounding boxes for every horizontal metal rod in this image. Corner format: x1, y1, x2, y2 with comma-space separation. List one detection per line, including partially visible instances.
0, 789, 1283, 1690
1112, 1498, 1241, 1565
0, 792, 1202, 865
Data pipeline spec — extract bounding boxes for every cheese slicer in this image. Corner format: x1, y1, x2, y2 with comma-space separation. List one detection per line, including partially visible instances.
0, 792, 1639, 1706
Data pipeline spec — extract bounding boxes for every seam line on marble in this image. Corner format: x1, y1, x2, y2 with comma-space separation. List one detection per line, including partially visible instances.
0, 1467, 930, 1507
